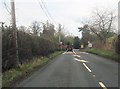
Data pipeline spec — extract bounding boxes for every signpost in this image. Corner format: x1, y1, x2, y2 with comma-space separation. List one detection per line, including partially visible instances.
81, 44, 84, 48
59, 41, 63, 51
88, 41, 92, 48
60, 41, 62, 45
60, 46, 62, 49
88, 43, 92, 48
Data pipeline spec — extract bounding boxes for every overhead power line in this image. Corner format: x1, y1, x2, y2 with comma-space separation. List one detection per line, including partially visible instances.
37, 0, 57, 25
40, 0, 57, 25
3, 0, 11, 14
1, 0, 11, 22
37, 0, 52, 23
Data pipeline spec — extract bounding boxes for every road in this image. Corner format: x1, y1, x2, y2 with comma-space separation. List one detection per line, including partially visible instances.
17, 49, 118, 88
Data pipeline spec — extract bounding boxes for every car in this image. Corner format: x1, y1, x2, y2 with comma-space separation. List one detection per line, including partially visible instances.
67, 45, 73, 52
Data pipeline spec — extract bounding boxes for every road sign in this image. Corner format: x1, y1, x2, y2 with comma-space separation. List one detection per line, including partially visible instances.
60, 42, 62, 45
81, 45, 84, 48
60, 46, 62, 49
88, 43, 92, 48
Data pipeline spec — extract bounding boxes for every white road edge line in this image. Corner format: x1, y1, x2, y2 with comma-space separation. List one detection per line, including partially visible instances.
99, 82, 107, 89
83, 63, 92, 72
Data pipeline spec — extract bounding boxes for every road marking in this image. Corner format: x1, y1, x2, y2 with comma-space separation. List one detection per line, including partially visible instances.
73, 50, 76, 54
73, 55, 81, 57
74, 58, 88, 63
62, 52, 66, 54
74, 52, 76, 55
99, 82, 107, 89
77, 55, 81, 57
92, 74, 96, 78
74, 52, 87, 53
72, 52, 89, 54
83, 63, 92, 72
65, 52, 73, 54
74, 58, 79, 61
84, 53, 89, 54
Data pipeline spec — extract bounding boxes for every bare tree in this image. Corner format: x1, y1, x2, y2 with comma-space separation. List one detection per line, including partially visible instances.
88, 10, 116, 43
19, 26, 26, 32
31, 21, 41, 35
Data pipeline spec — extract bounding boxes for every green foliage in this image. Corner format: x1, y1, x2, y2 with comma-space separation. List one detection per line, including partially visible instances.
107, 35, 117, 43
2, 22, 73, 72
67, 42, 70, 45
81, 48, 120, 60
2, 28, 59, 71
64, 36, 74, 45
2, 28, 16, 71
79, 24, 99, 46
55, 33, 74, 46
73, 37, 80, 49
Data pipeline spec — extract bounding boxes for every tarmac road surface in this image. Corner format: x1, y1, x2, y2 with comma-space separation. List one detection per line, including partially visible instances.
17, 49, 118, 88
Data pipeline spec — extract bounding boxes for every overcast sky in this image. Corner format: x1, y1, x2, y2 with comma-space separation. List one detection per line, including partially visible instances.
0, 0, 119, 37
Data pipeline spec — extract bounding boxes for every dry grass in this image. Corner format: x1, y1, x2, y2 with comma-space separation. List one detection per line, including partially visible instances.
2, 51, 63, 87
92, 41, 115, 53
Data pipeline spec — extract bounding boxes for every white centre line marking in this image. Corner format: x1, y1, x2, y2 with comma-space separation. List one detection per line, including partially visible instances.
99, 82, 107, 89
74, 58, 88, 63
83, 63, 92, 72
77, 55, 81, 57
73, 50, 76, 55
73, 55, 81, 57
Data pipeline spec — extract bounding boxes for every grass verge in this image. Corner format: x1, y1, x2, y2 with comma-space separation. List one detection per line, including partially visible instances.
2, 51, 63, 87
80, 48, 120, 62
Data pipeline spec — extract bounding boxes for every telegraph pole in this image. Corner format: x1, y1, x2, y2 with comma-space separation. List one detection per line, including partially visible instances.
11, 0, 19, 65
118, 1, 120, 34
0, 22, 5, 31
46, 20, 49, 30
58, 24, 61, 43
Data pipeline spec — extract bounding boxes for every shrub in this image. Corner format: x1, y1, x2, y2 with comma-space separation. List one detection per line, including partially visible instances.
2, 29, 16, 71
115, 34, 120, 54
2, 29, 59, 71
